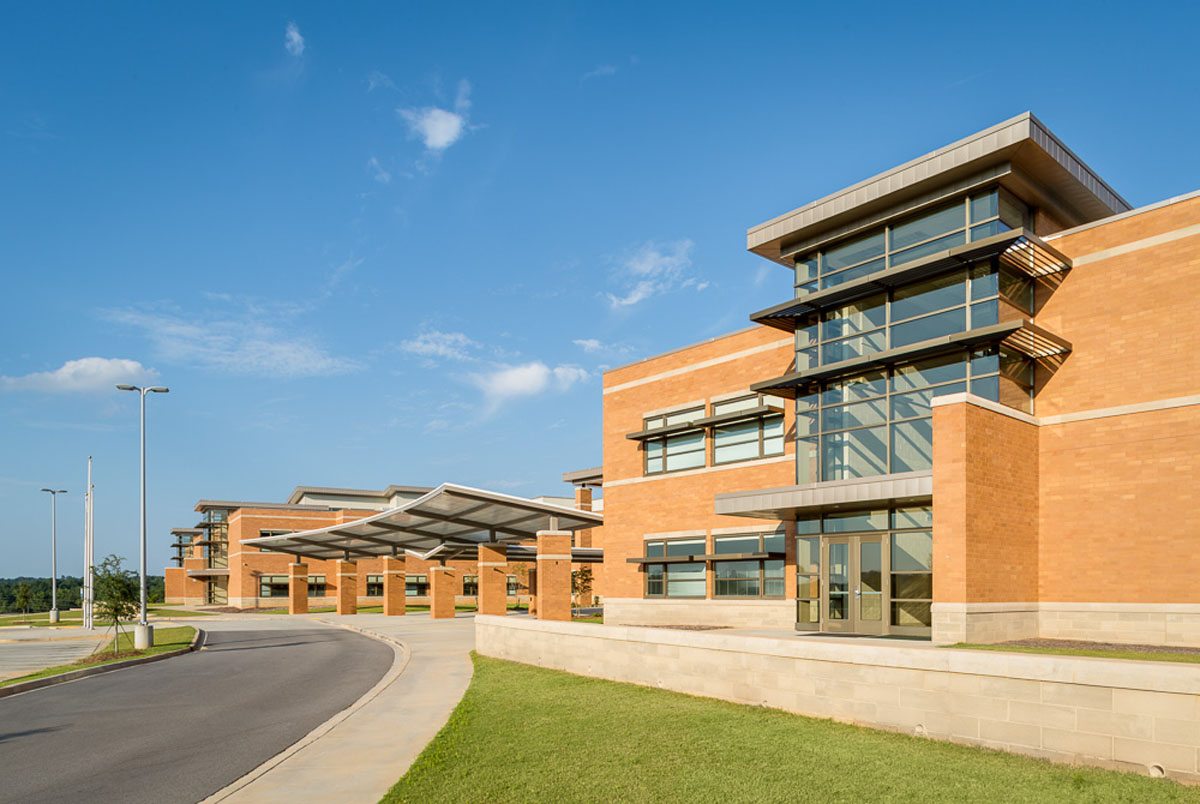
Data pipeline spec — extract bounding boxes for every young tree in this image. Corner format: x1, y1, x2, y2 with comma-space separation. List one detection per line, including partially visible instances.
572, 566, 594, 608
93, 555, 140, 656
13, 582, 32, 616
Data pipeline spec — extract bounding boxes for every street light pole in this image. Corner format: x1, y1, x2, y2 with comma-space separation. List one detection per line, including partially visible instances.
117, 383, 169, 649
39, 488, 68, 624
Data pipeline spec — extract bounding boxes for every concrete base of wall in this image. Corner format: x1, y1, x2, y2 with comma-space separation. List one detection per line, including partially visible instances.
932, 603, 1040, 645
934, 602, 1200, 648
477, 615, 1200, 783
604, 598, 794, 628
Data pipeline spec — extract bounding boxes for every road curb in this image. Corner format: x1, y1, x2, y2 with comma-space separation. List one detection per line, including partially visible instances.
0, 627, 205, 699
201, 618, 411, 803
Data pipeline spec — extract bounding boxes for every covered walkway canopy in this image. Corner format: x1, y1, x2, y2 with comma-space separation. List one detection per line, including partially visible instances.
241, 483, 603, 563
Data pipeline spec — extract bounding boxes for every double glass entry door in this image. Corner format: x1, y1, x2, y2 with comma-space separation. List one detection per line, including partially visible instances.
823, 535, 884, 636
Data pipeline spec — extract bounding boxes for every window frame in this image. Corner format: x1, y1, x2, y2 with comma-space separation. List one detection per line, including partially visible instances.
642, 405, 706, 476
711, 532, 787, 599
258, 574, 290, 599
365, 574, 383, 597
643, 538, 707, 599
711, 394, 786, 466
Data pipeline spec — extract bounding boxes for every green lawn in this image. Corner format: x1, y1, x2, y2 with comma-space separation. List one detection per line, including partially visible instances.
0, 625, 196, 688
384, 654, 1195, 803
953, 643, 1200, 665
0, 605, 207, 627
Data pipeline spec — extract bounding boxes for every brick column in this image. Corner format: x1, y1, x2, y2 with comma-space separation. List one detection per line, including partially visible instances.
574, 486, 593, 511
382, 555, 406, 616
537, 530, 572, 622
288, 562, 309, 615
526, 567, 537, 616
430, 565, 457, 619
478, 543, 508, 616
336, 559, 358, 615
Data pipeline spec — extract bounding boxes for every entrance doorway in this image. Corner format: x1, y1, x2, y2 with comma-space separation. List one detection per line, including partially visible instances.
823, 536, 884, 636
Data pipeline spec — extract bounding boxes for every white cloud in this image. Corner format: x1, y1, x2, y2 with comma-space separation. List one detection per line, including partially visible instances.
0, 357, 157, 393
284, 22, 305, 57
604, 239, 700, 309
573, 338, 632, 356
582, 64, 618, 81
367, 156, 391, 184
466, 361, 588, 413
399, 330, 480, 363
398, 80, 472, 152
366, 70, 395, 92
573, 338, 603, 353
103, 307, 360, 378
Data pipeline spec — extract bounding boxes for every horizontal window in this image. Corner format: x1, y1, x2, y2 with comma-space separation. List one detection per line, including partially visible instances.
406, 575, 429, 597
258, 575, 289, 598
366, 574, 383, 597
308, 575, 327, 597
889, 307, 966, 348
796, 189, 1027, 292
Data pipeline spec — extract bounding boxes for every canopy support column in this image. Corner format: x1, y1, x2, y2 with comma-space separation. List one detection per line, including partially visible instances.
478, 542, 508, 616
430, 565, 457, 619
336, 559, 358, 615
288, 561, 308, 615
382, 555, 406, 616
536, 530, 572, 622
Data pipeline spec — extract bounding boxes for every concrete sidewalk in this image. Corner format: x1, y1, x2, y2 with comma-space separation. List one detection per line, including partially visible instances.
208, 612, 475, 803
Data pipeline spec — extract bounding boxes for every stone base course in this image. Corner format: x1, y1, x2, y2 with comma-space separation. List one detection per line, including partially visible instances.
477, 615, 1200, 783
604, 598, 794, 628
934, 602, 1200, 648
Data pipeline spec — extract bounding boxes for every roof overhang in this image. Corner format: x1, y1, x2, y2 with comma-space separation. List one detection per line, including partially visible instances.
186, 568, 231, 578
748, 113, 1130, 267
561, 467, 603, 487
242, 483, 603, 562
715, 471, 933, 519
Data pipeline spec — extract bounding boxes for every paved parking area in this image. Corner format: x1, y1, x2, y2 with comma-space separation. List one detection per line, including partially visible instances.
0, 629, 108, 681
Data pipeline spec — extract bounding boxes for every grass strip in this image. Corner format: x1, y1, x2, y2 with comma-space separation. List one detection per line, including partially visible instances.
384, 654, 1193, 803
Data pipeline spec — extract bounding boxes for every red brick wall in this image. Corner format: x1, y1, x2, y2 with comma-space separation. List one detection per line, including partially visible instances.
600, 327, 795, 599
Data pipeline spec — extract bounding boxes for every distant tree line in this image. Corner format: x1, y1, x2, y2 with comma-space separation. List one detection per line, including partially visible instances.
0, 575, 164, 613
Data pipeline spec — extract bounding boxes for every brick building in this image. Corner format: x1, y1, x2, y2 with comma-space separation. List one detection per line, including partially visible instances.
163, 484, 584, 609
597, 112, 1200, 645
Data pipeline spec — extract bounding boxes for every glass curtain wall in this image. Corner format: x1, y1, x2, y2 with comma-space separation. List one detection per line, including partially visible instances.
794, 188, 1027, 294
794, 258, 1035, 372
796, 347, 1033, 482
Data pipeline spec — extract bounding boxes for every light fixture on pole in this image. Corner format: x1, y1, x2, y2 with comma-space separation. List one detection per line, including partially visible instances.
39, 487, 68, 624
117, 383, 169, 649
83, 457, 95, 630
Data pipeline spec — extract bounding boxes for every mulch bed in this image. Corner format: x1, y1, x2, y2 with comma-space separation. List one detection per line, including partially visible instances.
1000, 637, 1200, 656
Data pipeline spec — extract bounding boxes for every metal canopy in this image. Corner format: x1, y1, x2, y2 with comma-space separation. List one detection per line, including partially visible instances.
241, 483, 603, 562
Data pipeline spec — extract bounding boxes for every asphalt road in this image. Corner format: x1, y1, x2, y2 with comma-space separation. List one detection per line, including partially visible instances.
0, 620, 394, 804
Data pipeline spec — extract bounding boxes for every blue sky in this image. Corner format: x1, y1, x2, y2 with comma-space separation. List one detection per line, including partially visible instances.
3, 2, 1198, 577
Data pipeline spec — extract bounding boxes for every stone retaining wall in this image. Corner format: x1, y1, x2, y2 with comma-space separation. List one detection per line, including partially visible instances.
603, 598, 794, 628
476, 615, 1200, 783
